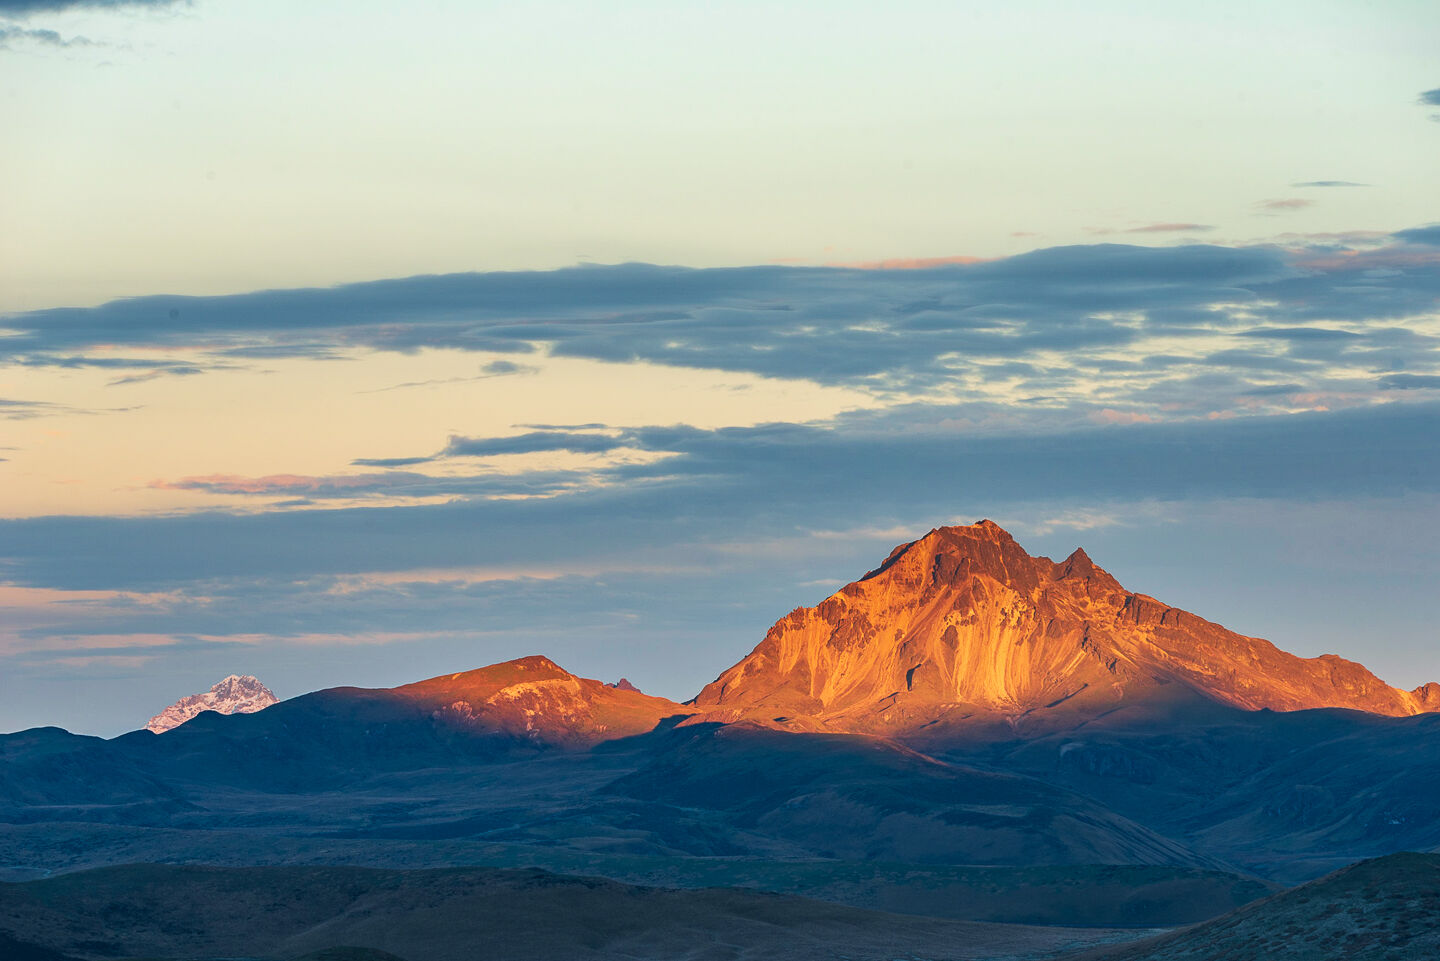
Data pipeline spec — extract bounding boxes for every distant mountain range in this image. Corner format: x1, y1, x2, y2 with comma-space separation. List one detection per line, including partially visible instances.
145, 674, 277, 733
137, 520, 1438, 742
5, 521, 1440, 958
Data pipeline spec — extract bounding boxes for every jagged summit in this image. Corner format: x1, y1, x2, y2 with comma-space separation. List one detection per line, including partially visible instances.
692, 521, 1440, 734
146, 674, 277, 734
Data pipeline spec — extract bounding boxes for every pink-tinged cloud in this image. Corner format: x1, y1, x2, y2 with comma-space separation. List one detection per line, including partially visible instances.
837, 254, 993, 270
1255, 198, 1315, 212
1124, 222, 1216, 233
1092, 409, 1155, 425
1269, 229, 1390, 247
47, 655, 157, 669
1292, 247, 1440, 272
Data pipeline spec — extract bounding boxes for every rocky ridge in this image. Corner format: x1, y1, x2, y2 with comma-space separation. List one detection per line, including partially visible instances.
691, 520, 1440, 734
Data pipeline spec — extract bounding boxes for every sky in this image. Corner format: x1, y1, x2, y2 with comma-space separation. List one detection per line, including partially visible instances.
2, 0, 1438, 736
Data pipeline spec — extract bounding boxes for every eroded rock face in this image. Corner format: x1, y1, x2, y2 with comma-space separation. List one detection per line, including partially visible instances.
692, 520, 1437, 733
146, 675, 278, 733
395, 655, 692, 746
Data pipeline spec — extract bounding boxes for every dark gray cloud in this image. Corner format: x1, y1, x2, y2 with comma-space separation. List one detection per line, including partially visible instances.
14, 236, 1435, 422
107, 365, 205, 387
0, 246, 1296, 377
1393, 225, 1440, 246
443, 431, 625, 457
0, 25, 90, 47
1291, 181, 1367, 188
480, 359, 534, 376
4, 401, 1437, 593
7, 237, 1432, 398
1380, 373, 1440, 390
0, 0, 178, 13
1419, 88, 1440, 107
0, 241, 1327, 395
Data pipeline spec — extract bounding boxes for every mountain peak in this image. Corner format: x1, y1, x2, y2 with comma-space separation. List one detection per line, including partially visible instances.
146, 674, 277, 734
391, 656, 691, 746
692, 524, 1436, 734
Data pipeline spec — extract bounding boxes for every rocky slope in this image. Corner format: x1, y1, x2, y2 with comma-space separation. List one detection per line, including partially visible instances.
692, 521, 1440, 734
145, 675, 278, 733
1086, 852, 1440, 960
391, 655, 692, 746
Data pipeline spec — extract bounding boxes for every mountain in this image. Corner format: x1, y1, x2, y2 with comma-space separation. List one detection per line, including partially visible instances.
1085, 851, 1440, 960
145, 674, 278, 733
692, 520, 1440, 734
104, 656, 695, 792
388, 655, 691, 746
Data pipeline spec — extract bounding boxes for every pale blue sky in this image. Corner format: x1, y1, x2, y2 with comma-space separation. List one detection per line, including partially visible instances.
4, 0, 1438, 308
1, 0, 1438, 735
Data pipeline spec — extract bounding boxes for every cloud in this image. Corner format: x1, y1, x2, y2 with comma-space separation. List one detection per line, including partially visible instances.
1419, 88, 1440, 107
350, 456, 434, 469
837, 254, 991, 269
4, 235, 1439, 415
479, 359, 535, 376
4, 400, 1438, 593
0, 245, 1302, 394
1255, 198, 1315, 213
0, 25, 91, 48
1393, 225, 1440, 247
1123, 223, 1215, 233
442, 430, 627, 457
1291, 181, 1368, 188
1379, 373, 1440, 390
106, 365, 206, 387
148, 468, 592, 502
0, 0, 179, 14
359, 357, 539, 394
0, 397, 64, 419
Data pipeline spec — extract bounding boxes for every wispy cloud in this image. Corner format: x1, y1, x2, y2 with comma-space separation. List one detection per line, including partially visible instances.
1291, 181, 1367, 188
148, 468, 592, 503
0, 397, 64, 419
1255, 198, 1315, 213
0, 0, 180, 14
0, 25, 92, 49
443, 430, 627, 458
1123, 222, 1215, 233
107, 365, 206, 387
837, 254, 991, 270
358, 358, 539, 394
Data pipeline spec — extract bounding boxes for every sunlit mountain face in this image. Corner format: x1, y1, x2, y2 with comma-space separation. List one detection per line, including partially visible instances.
694, 521, 1440, 733
5, 1, 1440, 957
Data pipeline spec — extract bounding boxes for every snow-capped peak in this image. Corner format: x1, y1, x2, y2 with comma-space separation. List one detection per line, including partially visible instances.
145, 674, 278, 734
